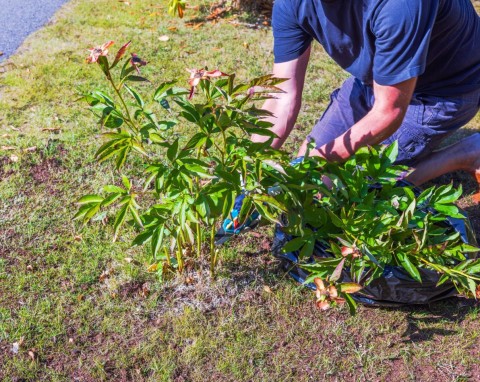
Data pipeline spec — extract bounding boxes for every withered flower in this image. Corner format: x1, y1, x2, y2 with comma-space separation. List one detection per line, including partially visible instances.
86, 41, 114, 63
130, 53, 148, 74
186, 68, 228, 99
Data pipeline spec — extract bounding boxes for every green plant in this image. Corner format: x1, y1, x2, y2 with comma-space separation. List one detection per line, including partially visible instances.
274, 143, 480, 314
76, 41, 480, 314
168, 0, 186, 18
75, 41, 290, 277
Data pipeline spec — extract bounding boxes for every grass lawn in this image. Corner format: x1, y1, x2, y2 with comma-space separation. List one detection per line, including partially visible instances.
1, 1, 480, 381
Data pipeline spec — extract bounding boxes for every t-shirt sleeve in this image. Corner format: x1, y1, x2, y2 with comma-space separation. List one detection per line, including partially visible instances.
371, 0, 437, 85
272, 0, 312, 63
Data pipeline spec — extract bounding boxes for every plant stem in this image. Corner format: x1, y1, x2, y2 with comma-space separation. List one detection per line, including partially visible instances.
196, 220, 202, 257
420, 258, 480, 282
176, 236, 184, 273
210, 224, 216, 278
164, 247, 171, 267
107, 76, 137, 133
220, 127, 227, 165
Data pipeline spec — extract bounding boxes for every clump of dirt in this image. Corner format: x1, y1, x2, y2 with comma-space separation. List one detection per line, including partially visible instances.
231, 0, 273, 15
30, 157, 62, 184
0, 156, 15, 179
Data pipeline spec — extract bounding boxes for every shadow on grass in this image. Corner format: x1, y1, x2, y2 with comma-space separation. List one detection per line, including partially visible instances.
183, 0, 272, 26
368, 297, 480, 343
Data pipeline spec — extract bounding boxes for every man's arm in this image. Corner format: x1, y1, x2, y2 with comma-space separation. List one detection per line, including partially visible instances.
251, 45, 311, 149
301, 77, 417, 161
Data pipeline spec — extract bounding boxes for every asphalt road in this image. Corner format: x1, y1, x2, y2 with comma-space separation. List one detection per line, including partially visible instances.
0, 0, 69, 63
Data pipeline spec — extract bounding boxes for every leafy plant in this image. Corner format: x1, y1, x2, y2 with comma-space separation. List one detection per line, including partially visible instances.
168, 0, 186, 18
272, 143, 480, 314
76, 41, 289, 277
77, 41, 480, 314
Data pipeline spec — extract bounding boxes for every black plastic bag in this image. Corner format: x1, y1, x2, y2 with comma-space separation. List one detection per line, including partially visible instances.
271, 211, 478, 307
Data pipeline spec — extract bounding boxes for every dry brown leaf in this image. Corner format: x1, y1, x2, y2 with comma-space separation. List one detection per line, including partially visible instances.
28, 350, 36, 361
73, 235, 82, 242
1, 146, 16, 150
1, 134, 11, 139
140, 282, 150, 298
24, 146, 36, 152
99, 269, 111, 282
167, 26, 177, 31
147, 263, 158, 272
263, 285, 272, 293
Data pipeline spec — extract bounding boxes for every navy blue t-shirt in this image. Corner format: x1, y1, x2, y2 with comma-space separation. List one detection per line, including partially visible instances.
272, 0, 480, 96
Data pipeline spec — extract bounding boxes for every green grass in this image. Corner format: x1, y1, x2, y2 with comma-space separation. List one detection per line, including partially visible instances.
1, 1, 480, 381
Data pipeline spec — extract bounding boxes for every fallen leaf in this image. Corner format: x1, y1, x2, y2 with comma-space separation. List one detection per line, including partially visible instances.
140, 282, 150, 298
77, 294, 85, 301
167, 26, 177, 31
1, 134, 11, 138
42, 127, 61, 132
24, 146, 36, 152
147, 263, 158, 272
74, 235, 82, 242
10, 126, 19, 131
1, 146, 16, 150
158, 35, 169, 42
263, 285, 272, 293
28, 350, 36, 361
12, 342, 20, 354
243, 42, 249, 49
99, 269, 111, 282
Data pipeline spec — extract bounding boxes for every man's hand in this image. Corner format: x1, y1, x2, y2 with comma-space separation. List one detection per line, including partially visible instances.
299, 77, 418, 162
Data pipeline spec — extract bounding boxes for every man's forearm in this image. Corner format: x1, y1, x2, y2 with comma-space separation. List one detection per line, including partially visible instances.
251, 95, 301, 149
251, 46, 311, 149
311, 106, 404, 161
307, 77, 417, 162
